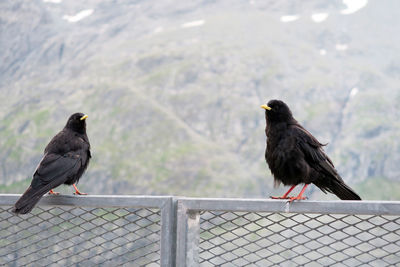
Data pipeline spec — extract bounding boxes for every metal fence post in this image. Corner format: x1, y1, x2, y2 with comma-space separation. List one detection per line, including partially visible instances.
186, 210, 200, 266
176, 201, 200, 267
160, 197, 174, 267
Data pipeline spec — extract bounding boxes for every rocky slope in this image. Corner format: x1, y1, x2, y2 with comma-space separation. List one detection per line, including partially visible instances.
1, 0, 400, 199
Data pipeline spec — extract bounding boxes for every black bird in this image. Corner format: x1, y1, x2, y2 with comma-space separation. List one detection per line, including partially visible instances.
261, 100, 361, 201
13, 113, 91, 214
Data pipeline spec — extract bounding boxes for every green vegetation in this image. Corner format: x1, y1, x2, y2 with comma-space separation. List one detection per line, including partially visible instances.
0, 178, 31, 193
1, 1, 399, 200
355, 178, 400, 200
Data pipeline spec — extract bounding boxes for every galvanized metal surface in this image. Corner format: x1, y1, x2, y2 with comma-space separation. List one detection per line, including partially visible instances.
177, 197, 400, 215
177, 198, 400, 267
1, 195, 400, 266
0, 194, 171, 209
0, 194, 174, 267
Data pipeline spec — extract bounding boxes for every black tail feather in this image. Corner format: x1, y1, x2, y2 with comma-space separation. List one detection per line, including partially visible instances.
328, 180, 361, 200
13, 184, 55, 214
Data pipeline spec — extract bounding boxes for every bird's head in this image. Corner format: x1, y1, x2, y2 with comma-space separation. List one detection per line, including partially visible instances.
261, 99, 293, 123
65, 113, 88, 133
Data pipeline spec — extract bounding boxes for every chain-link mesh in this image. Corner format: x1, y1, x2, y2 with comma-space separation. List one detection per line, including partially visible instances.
0, 205, 161, 266
199, 211, 400, 267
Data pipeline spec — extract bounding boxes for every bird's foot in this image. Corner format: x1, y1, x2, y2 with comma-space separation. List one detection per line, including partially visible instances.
270, 196, 291, 199
285, 184, 309, 203
287, 196, 307, 203
269, 185, 297, 200
48, 189, 60, 195
73, 184, 87, 195
73, 191, 87, 195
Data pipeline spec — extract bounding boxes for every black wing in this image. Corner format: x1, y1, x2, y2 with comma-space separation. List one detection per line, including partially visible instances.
292, 124, 361, 200
13, 151, 85, 214
291, 124, 341, 180
31, 151, 83, 188
34, 127, 90, 188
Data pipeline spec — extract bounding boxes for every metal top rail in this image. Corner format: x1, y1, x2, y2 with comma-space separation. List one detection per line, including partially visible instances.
0, 194, 172, 208
177, 197, 400, 215
3, 194, 399, 215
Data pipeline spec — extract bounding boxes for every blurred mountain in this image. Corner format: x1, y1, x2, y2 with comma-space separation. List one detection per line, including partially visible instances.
1, 0, 400, 199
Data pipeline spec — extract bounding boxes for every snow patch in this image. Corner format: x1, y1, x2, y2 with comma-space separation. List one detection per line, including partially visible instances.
280, 15, 299, 23
350, 87, 359, 98
43, 0, 62, 3
335, 44, 348, 51
181, 20, 205, 28
341, 0, 368, 15
311, 13, 329, 23
63, 9, 94, 23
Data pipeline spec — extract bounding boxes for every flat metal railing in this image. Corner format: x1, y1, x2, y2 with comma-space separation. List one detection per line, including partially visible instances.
1, 195, 400, 266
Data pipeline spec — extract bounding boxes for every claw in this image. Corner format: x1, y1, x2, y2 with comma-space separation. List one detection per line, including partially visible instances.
73, 191, 87, 195
270, 196, 291, 199
73, 184, 87, 195
270, 184, 310, 202
270, 185, 297, 199
48, 189, 59, 195
286, 184, 309, 203
287, 196, 307, 203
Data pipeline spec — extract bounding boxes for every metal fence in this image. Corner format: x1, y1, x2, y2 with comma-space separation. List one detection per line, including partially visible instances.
1, 195, 400, 266
176, 198, 400, 267
0, 194, 174, 267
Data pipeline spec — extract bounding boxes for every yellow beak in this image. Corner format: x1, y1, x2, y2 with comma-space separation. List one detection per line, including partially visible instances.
260, 105, 271, 110
80, 115, 88, 120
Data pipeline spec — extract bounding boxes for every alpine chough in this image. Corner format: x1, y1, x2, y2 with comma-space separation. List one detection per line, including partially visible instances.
13, 113, 91, 214
261, 100, 361, 201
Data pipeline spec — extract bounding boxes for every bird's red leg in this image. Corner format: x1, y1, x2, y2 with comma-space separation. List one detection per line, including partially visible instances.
271, 185, 297, 199
288, 184, 309, 202
48, 189, 59, 195
73, 184, 87, 195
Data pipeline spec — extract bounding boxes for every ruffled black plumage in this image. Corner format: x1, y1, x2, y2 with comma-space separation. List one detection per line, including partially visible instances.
13, 113, 91, 214
263, 100, 361, 200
